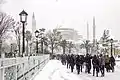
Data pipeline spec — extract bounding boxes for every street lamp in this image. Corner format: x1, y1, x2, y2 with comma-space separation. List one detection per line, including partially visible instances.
68, 41, 72, 54
85, 40, 89, 54
19, 10, 28, 57
11, 44, 13, 53
61, 40, 67, 54
110, 38, 113, 56
35, 30, 39, 55
96, 42, 99, 54
39, 28, 45, 55
0, 40, 2, 58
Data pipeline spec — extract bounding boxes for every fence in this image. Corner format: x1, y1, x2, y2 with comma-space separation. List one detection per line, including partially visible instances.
0, 54, 49, 80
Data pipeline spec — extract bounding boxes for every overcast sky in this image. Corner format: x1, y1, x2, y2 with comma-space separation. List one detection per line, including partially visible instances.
1, 0, 120, 40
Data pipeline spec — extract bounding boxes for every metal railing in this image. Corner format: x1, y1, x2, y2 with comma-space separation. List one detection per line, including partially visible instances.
0, 54, 49, 80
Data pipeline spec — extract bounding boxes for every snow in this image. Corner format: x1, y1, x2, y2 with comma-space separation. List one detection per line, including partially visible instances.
34, 60, 120, 80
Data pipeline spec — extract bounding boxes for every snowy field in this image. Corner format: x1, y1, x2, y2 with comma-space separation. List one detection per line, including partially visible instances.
34, 60, 120, 80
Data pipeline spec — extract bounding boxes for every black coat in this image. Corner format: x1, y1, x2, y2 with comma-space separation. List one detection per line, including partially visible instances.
85, 55, 92, 64
110, 56, 115, 66
66, 55, 71, 63
70, 55, 75, 66
92, 57, 99, 67
76, 56, 84, 65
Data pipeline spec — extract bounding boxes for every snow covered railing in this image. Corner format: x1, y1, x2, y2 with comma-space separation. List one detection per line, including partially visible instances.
0, 54, 50, 80
116, 57, 120, 61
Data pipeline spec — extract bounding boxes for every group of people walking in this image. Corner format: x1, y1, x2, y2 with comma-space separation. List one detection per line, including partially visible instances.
60, 53, 116, 77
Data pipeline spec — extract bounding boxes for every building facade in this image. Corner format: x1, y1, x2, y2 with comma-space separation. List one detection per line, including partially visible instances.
56, 28, 82, 42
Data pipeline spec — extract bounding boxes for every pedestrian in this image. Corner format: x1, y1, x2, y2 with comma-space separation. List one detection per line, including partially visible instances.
85, 54, 92, 74
92, 55, 100, 77
79, 55, 84, 72
69, 54, 75, 72
110, 55, 115, 72
75, 55, 80, 74
105, 55, 110, 72
61, 54, 66, 65
99, 54, 105, 77
66, 54, 71, 69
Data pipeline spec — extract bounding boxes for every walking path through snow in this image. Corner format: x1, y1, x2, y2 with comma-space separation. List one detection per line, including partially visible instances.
34, 60, 120, 80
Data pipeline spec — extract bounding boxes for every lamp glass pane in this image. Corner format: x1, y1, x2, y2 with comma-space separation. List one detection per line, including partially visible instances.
21, 14, 26, 22
35, 32, 39, 37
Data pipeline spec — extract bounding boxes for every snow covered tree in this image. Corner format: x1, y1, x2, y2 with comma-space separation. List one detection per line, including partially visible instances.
25, 30, 32, 56
67, 41, 74, 53
13, 22, 22, 56
46, 29, 62, 56
60, 39, 67, 54
0, 12, 15, 57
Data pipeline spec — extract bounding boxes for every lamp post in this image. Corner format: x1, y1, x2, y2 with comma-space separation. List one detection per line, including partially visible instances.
19, 10, 28, 57
11, 44, 13, 53
29, 43, 32, 56
68, 41, 72, 54
110, 38, 113, 56
114, 46, 115, 56
61, 40, 67, 54
35, 30, 39, 55
96, 42, 99, 54
41, 37, 44, 55
0, 40, 2, 58
39, 28, 45, 55
14, 50, 18, 57
85, 40, 89, 54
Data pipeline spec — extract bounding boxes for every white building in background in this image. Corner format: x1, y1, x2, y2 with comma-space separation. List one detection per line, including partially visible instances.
56, 27, 83, 54
56, 28, 82, 42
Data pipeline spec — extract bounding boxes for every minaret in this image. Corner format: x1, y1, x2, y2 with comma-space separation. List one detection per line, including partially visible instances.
32, 12, 36, 37
87, 22, 89, 40
93, 17, 96, 46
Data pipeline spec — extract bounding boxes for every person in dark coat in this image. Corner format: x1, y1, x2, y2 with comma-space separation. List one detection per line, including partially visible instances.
99, 54, 105, 77
66, 54, 71, 69
105, 55, 110, 72
69, 54, 75, 72
61, 54, 66, 65
85, 54, 92, 74
92, 55, 100, 77
110, 55, 115, 72
79, 55, 84, 72
75, 55, 80, 74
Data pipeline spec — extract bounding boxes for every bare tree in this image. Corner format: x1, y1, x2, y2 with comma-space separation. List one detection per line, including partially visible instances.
0, 0, 5, 4
60, 39, 67, 54
67, 42, 74, 53
80, 40, 91, 55
0, 0, 5, 7
13, 22, 22, 56
25, 30, 32, 56
0, 12, 15, 57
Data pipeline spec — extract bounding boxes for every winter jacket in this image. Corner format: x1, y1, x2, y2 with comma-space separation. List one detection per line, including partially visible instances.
99, 56, 105, 66
70, 55, 75, 66
76, 56, 83, 65
105, 56, 110, 64
110, 56, 115, 66
92, 57, 99, 67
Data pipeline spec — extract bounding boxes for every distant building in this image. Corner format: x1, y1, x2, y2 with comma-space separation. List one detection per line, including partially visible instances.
56, 28, 82, 42
55, 27, 83, 54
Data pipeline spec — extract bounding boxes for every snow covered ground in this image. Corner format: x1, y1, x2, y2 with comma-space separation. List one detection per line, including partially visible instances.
34, 60, 120, 80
